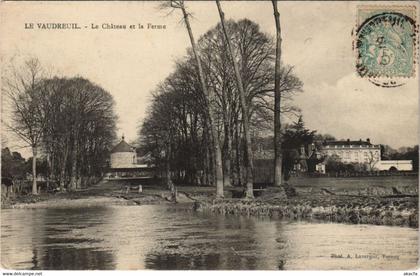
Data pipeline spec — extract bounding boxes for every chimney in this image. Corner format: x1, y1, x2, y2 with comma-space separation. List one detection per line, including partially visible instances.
367, 138, 370, 144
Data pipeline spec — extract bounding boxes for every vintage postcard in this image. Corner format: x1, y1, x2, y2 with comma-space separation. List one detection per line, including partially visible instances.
0, 0, 418, 272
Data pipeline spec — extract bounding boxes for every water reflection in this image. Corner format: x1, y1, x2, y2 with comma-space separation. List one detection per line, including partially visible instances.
1, 205, 418, 270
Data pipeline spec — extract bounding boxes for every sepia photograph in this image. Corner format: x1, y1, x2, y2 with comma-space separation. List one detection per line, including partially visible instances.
0, 0, 418, 272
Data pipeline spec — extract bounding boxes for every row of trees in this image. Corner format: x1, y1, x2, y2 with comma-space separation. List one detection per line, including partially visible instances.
2, 59, 117, 194
139, 1, 303, 198
381, 145, 419, 172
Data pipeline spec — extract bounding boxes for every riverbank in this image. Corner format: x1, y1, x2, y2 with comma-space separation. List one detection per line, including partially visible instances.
2, 178, 418, 227
4, 194, 175, 209
1, 179, 194, 209
191, 177, 419, 228
194, 188, 419, 227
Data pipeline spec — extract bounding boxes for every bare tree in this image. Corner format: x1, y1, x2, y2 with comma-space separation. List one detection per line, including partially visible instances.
161, 0, 224, 198
215, 0, 254, 198
140, 16, 303, 193
2, 58, 49, 194
271, 0, 286, 195
140, 60, 209, 188
366, 150, 380, 171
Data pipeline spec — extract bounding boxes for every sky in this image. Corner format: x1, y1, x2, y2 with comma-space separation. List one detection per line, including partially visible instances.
0, 1, 418, 158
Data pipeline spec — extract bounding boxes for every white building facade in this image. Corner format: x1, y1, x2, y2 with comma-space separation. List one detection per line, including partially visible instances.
375, 160, 413, 171
321, 139, 413, 171
110, 136, 138, 169
322, 139, 381, 165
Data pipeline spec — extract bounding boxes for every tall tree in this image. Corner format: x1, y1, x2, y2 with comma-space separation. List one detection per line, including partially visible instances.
139, 60, 209, 187
139, 17, 303, 190
282, 117, 316, 179
162, 0, 224, 197
41, 77, 117, 190
2, 59, 49, 194
215, 0, 254, 198
271, 1, 286, 194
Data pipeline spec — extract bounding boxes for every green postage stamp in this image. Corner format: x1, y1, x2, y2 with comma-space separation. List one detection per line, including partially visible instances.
355, 6, 417, 84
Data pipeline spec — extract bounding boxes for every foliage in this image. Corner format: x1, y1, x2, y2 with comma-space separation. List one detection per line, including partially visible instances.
325, 155, 368, 173
2, 58, 54, 193
3, 59, 118, 191
389, 145, 419, 171
1, 148, 26, 179
41, 77, 117, 189
139, 19, 303, 187
282, 116, 316, 150
281, 117, 316, 178
379, 144, 418, 171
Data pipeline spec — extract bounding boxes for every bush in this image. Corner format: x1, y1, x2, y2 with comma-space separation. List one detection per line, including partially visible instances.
325, 156, 368, 173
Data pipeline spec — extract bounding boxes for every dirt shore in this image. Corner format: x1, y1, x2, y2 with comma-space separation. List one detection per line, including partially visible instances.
2, 179, 418, 228
2, 194, 171, 209
1, 179, 196, 209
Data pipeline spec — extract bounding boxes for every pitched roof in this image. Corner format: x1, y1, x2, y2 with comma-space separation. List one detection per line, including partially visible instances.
111, 139, 134, 153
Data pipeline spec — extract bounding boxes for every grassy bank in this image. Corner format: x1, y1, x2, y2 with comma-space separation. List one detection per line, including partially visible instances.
195, 191, 418, 228
191, 176, 418, 228
3, 178, 418, 228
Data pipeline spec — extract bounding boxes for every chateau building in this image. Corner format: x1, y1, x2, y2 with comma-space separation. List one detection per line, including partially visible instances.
321, 138, 381, 164
253, 137, 413, 172
321, 138, 412, 171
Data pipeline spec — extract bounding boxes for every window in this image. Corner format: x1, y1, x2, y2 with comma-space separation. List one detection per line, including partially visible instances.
363, 151, 368, 162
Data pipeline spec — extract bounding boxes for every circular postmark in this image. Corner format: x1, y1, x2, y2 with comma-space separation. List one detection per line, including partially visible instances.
355, 12, 416, 86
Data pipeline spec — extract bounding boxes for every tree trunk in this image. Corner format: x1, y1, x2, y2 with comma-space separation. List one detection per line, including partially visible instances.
69, 150, 77, 191
69, 139, 78, 191
272, 1, 286, 196
216, 0, 253, 198
77, 166, 82, 189
203, 127, 211, 186
234, 115, 242, 187
223, 117, 232, 187
203, 147, 209, 186
213, 134, 224, 195
32, 145, 38, 195
165, 142, 173, 190
47, 151, 53, 191
223, 145, 232, 187
60, 144, 69, 190
180, 3, 224, 198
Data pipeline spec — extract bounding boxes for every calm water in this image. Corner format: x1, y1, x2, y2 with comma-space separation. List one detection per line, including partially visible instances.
1, 205, 418, 270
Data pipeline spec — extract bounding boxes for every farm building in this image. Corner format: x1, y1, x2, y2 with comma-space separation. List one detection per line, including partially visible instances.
107, 136, 155, 178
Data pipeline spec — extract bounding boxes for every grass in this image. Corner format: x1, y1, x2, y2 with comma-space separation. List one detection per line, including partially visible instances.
3, 176, 418, 227
287, 175, 418, 196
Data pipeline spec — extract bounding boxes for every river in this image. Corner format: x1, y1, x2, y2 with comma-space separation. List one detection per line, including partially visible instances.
1, 204, 418, 270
